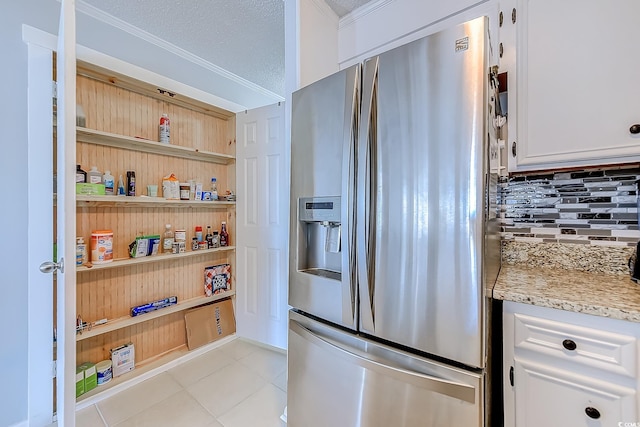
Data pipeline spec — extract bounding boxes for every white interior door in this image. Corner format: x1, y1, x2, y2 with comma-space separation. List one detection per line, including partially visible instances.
26, 2, 76, 424
26, 40, 55, 427
56, 0, 77, 425
236, 103, 289, 349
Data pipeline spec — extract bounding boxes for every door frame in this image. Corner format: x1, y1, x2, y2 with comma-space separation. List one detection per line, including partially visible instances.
25, 10, 78, 426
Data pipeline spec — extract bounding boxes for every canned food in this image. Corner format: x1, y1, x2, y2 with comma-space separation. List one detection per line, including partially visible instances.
91, 230, 113, 264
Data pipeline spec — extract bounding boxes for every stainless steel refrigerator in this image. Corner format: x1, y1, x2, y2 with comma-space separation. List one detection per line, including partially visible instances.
288, 17, 501, 427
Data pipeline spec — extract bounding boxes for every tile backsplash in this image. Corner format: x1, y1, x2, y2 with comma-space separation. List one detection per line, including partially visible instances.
501, 166, 640, 247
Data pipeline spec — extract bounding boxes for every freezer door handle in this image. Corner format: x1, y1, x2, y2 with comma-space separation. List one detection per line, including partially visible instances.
357, 57, 378, 333
290, 320, 476, 404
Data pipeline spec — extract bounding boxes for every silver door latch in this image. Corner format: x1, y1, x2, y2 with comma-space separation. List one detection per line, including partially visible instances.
40, 258, 64, 274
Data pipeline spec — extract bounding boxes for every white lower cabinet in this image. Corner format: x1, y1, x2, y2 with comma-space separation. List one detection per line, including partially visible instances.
503, 301, 640, 427
514, 357, 635, 426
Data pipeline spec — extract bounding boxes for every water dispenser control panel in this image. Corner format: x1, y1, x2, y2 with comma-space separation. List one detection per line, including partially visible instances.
299, 196, 341, 223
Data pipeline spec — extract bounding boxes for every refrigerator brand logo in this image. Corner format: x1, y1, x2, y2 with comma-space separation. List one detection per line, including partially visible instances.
455, 37, 469, 52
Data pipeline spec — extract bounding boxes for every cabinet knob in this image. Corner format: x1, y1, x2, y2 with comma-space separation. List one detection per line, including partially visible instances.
631, 124, 640, 135
585, 407, 601, 419
562, 339, 577, 351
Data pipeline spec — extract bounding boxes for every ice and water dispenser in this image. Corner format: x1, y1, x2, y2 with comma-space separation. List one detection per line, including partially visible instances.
296, 196, 342, 281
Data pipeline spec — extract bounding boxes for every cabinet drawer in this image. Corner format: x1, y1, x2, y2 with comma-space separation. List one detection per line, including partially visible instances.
514, 357, 636, 426
514, 312, 637, 377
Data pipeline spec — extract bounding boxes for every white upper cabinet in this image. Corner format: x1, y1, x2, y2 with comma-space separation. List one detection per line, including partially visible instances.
506, 0, 640, 171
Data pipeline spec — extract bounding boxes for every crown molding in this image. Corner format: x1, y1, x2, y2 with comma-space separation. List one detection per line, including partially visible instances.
339, 0, 394, 29
75, 0, 284, 102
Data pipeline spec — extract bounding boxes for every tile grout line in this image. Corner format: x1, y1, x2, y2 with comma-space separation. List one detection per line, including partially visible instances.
94, 403, 109, 427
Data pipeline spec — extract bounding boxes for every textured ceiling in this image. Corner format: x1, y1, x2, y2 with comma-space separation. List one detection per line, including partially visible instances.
81, 0, 373, 100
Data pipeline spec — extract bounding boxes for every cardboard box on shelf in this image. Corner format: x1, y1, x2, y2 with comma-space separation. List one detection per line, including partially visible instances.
204, 264, 231, 297
111, 343, 135, 377
79, 362, 97, 392
76, 183, 106, 195
76, 367, 85, 398
184, 298, 235, 350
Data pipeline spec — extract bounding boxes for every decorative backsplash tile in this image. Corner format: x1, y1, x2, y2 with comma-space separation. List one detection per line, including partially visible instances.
501, 166, 640, 247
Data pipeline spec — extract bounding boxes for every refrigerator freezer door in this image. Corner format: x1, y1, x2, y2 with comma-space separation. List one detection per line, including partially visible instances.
358, 17, 491, 368
289, 65, 360, 329
288, 311, 483, 427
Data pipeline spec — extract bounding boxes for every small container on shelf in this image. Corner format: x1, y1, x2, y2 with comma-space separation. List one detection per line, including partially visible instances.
88, 166, 102, 184
179, 183, 190, 200
220, 221, 229, 247
162, 224, 174, 254
91, 230, 113, 264
126, 171, 136, 196
159, 114, 170, 144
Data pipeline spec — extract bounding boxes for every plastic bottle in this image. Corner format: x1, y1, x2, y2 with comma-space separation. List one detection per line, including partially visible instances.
126, 171, 136, 196
195, 226, 203, 242
103, 171, 114, 195
205, 226, 213, 249
88, 166, 102, 184
220, 221, 229, 247
117, 175, 126, 196
159, 114, 170, 144
210, 178, 218, 201
76, 165, 87, 183
162, 224, 174, 254
76, 237, 87, 266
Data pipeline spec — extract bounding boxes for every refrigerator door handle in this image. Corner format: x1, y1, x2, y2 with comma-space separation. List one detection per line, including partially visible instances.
341, 66, 360, 327
357, 57, 378, 333
290, 320, 476, 404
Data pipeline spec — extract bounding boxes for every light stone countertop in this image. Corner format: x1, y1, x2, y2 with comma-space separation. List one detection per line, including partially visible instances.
492, 265, 640, 323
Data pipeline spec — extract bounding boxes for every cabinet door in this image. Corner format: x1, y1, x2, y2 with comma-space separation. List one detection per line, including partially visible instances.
514, 357, 636, 426
511, 0, 640, 170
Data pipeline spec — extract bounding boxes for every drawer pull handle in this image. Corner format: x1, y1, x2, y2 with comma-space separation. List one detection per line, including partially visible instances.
562, 339, 577, 351
585, 407, 601, 419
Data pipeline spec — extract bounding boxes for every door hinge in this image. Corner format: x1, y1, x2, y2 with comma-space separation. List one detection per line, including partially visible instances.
509, 366, 514, 386
52, 81, 57, 100
52, 360, 57, 378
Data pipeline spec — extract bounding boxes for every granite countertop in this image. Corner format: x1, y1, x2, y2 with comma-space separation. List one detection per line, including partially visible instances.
493, 265, 640, 322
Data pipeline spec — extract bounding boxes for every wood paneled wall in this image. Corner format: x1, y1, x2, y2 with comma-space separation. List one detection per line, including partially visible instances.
75, 75, 236, 366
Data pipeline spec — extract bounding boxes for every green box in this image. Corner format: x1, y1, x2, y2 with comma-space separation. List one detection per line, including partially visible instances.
76, 183, 106, 195
76, 367, 85, 398
79, 362, 97, 392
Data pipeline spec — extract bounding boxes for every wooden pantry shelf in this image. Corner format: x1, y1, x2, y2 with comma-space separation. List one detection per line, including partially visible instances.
76, 127, 235, 164
76, 335, 237, 405
76, 194, 236, 208
75, 291, 236, 341
76, 246, 236, 273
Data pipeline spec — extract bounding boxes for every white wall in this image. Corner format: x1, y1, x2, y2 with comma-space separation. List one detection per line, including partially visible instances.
298, 0, 340, 88
338, 0, 498, 67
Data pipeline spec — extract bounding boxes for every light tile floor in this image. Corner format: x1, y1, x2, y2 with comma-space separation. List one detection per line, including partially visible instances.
75, 339, 287, 427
